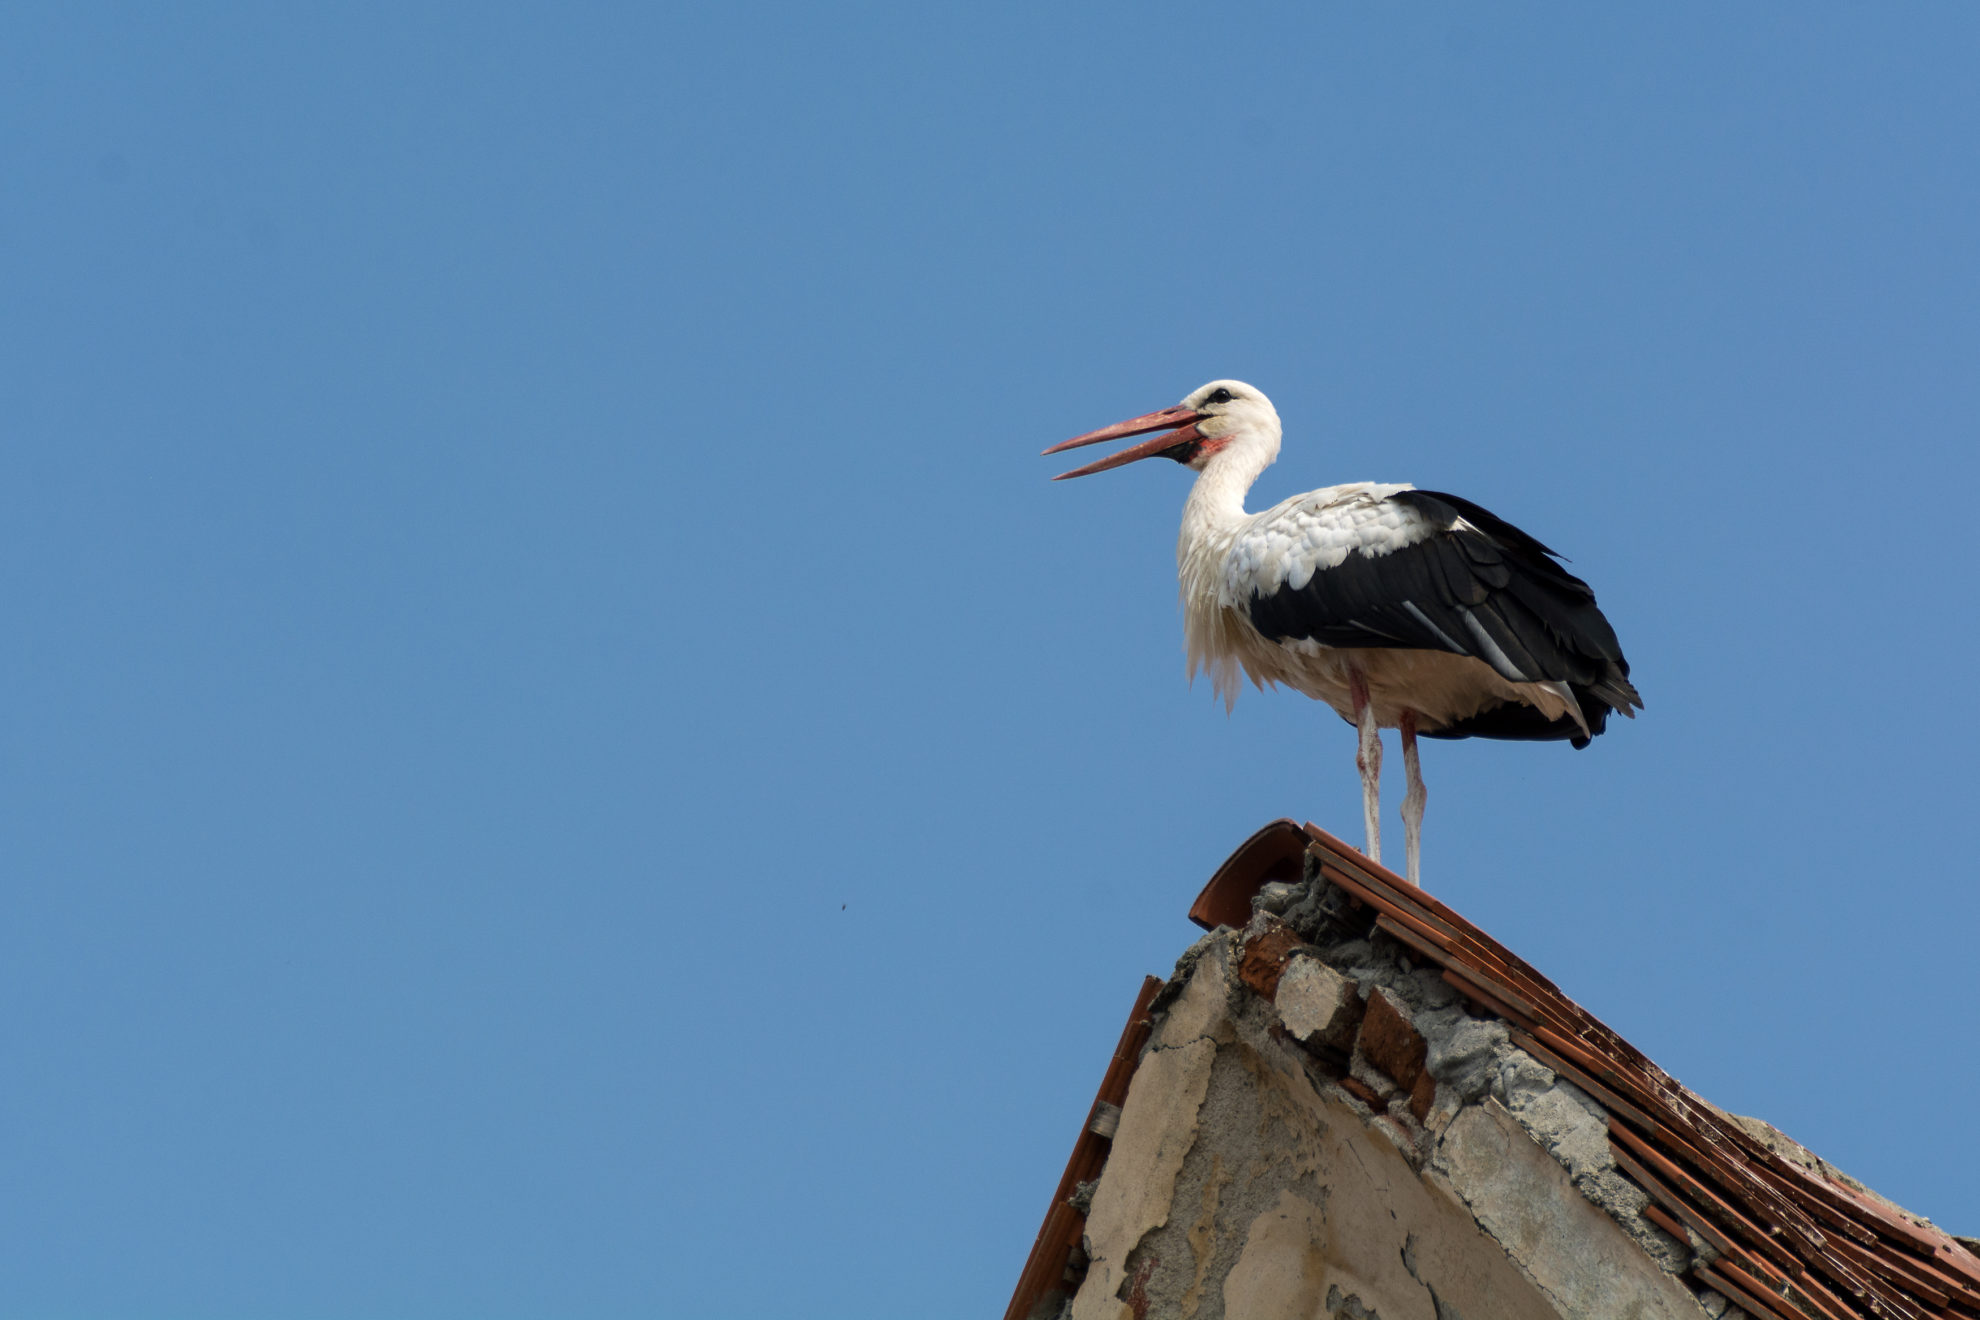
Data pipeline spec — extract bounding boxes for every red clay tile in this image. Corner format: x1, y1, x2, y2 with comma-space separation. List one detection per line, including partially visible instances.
1188, 819, 1309, 931
1636, 1198, 1688, 1245
1694, 1262, 1800, 1320
1005, 976, 1165, 1320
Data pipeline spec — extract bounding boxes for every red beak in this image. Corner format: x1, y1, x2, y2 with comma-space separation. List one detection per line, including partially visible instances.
1042, 405, 1207, 480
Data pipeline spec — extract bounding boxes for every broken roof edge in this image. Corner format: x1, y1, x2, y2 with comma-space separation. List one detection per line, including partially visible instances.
1210, 819, 1980, 1320
1006, 819, 1979, 1320
1004, 974, 1165, 1320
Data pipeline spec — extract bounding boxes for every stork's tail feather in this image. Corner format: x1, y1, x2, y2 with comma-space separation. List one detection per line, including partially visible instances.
1586, 663, 1644, 719
1420, 664, 1643, 749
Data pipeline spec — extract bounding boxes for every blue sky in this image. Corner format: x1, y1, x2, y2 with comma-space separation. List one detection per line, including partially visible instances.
5, 4, 1979, 1316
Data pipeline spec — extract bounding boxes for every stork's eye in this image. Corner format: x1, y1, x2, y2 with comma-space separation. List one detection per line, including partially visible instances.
1207, 387, 1234, 404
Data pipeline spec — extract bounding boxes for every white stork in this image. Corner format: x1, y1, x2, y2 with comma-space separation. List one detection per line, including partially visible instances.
1044, 380, 1640, 886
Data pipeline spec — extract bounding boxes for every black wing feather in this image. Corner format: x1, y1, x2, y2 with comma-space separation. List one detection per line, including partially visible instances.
1245, 489, 1642, 743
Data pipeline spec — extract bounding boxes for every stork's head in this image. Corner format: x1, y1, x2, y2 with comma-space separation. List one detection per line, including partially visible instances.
1043, 379, 1281, 480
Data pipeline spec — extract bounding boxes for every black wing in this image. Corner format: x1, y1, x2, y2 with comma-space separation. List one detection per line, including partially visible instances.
1246, 490, 1642, 744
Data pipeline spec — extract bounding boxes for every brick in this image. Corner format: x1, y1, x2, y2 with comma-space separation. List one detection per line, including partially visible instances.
1340, 1075, 1387, 1110
1408, 1067, 1438, 1123
1237, 917, 1306, 1001
1359, 987, 1428, 1091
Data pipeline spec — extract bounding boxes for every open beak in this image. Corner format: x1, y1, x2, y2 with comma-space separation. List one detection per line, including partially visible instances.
1041, 405, 1207, 480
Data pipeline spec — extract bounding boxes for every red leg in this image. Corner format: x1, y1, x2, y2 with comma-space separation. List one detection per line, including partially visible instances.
1400, 710, 1426, 886
1350, 670, 1381, 864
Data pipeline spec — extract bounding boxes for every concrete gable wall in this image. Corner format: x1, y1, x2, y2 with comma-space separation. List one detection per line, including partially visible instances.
1062, 936, 1712, 1320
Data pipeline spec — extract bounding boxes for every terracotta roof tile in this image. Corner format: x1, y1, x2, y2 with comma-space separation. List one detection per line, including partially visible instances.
1003, 976, 1164, 1320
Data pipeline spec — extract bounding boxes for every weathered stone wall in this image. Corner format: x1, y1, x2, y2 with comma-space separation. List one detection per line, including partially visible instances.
1056, 868, 1747, 1320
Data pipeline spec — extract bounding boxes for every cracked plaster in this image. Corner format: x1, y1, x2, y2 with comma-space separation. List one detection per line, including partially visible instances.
1063, 927, 1690, 1319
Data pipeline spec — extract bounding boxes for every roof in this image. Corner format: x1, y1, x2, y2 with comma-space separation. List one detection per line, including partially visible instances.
1008, 819, 1980, 1320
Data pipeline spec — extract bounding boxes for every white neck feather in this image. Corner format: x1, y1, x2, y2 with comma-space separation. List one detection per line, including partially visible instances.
1174, 426, 1281, 709
1177, 428, 1279, 557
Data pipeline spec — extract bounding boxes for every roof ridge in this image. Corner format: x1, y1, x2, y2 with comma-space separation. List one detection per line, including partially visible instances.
1186, 818, 1980, 1320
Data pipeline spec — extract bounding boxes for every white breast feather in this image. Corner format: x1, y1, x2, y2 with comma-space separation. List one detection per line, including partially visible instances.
1219, 482, 1430, 605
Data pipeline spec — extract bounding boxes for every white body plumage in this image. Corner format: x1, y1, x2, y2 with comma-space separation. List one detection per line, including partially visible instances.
1180, 480, 1586, 733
